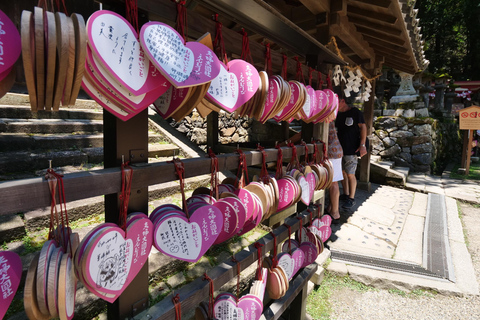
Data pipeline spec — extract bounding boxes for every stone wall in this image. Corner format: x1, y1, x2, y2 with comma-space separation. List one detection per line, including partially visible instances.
170, 110, 294, 147
371, 116, 461, 173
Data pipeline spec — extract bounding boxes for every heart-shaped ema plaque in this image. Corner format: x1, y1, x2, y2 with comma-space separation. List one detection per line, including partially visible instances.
214, 292, 263, 320
140, 22, 220, 88
0, 10, 21, 74
86, 10, 166, 96
153, 205, 223, 263
0, 251, 22, 319
205, 61, 239, 112
75, 214, 153, 302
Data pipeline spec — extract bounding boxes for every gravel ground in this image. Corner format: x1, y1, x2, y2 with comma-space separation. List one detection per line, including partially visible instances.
324, 201, 480, 320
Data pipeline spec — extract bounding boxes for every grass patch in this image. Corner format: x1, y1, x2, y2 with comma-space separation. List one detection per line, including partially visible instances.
450, 161, 480, 180
307, 272, 375, 319
456, 201, 470, 247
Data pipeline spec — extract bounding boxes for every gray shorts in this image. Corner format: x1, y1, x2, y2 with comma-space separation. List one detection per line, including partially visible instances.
342, 155, 358, 175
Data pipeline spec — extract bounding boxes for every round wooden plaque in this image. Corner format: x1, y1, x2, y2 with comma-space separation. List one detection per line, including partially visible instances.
21, 10, 38, 111
69, 13, 87, 106
34, 7, 45, 110
52, 12, 69, 111
24, 253, 50, 320
44, 10, 57, 111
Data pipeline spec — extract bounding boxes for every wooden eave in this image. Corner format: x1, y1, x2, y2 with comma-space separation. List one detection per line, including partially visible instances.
297, 0, 426, 75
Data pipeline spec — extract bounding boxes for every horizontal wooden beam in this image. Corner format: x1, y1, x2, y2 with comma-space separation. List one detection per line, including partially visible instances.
355, 26, 405, 46
298, 0, 330, 14
383, 58, 415, 74
369, 43, 409, 57
362, 35, 409, 54
349, 0, 391, 9
0, 145, 321, 216
347, 5, 397, 24
330, 13, 375, 61
347, 15, 402, 37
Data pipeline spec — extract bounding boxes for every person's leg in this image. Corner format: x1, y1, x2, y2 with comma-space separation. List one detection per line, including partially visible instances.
328, 181, 340, 219
342, 155, 358, 209
339, 170, 349, 200
347, 173, 357, 199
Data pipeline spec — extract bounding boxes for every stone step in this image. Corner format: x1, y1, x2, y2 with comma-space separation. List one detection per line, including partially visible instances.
370, 155, 381, 163
149, 143, 180, 158
384, 167, 408, 187
377, 160, 394, 169
0, 105, 103, 120
0, 149, 94, 175
0, 143, 178, 175
0, 132, 166, 152
0, 118, 104, 134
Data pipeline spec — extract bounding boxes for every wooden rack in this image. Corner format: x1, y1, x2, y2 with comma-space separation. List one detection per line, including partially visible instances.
0, 144, 322, 216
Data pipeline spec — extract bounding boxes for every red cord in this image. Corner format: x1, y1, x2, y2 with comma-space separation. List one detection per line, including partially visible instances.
203, 273, 215, 318
172, 294, 182, 320
275, 145, 283, 180
254, 242, 264, 280
208, 148, 219, 201
264, 43, 272, 77
231, 256, 241, 298
281, 54, 288, 80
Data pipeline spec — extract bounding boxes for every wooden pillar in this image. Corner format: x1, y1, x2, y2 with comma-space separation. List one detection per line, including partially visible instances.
207, 112, 219, 152
461, 129, 474, 175
103, 109, 149, 319
358, 80, 375, 192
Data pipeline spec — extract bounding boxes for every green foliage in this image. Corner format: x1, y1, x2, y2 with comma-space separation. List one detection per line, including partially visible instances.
306, 272, 376, 319
417, 0, 480, 80
450, 161, 480, 180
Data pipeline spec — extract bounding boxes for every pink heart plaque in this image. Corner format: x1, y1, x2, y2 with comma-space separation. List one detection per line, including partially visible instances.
86, 11, 165, 95
213, 200, 238, 244
300, 242, 317, 268
221, 197, 247, 235
277, 178, 295, 211
277, 252, 295, 280
81, 77, 134, 121
298, 175, 311, 205
237, 294, 263, 320
0, 251, 22, 319
86, 46, 170, 111
153, 86, 190, 119
305, 172, 316, 200
228, 59, 260, 110
319, 225, 332, 242
140, 22, 220, 88
274, 81, 301, 121
0, 10, 21, 74
206, 61, 239, 112
153, 205, 223, 262
84, 216, 153, 299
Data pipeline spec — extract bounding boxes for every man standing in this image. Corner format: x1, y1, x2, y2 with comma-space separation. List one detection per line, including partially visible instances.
335, 95, 367, 209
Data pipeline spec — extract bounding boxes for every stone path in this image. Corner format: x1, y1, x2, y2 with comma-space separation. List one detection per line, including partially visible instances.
325, 174, 480, 296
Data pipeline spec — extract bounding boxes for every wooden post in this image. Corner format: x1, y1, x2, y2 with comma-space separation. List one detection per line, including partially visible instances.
358, 80, 375, 192
461, 130, 468, 169
104, 109, 149, 319
466, 130, 474, 175
287, 283, 308, 320
207, 112, 219, 152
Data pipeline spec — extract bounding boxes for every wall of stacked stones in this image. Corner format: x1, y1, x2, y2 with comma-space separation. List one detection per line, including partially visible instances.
371, 116, 461, 173
170, 110, 294, 148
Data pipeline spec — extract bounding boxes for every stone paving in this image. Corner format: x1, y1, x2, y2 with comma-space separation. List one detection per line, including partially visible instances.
325, 174, 480, 296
